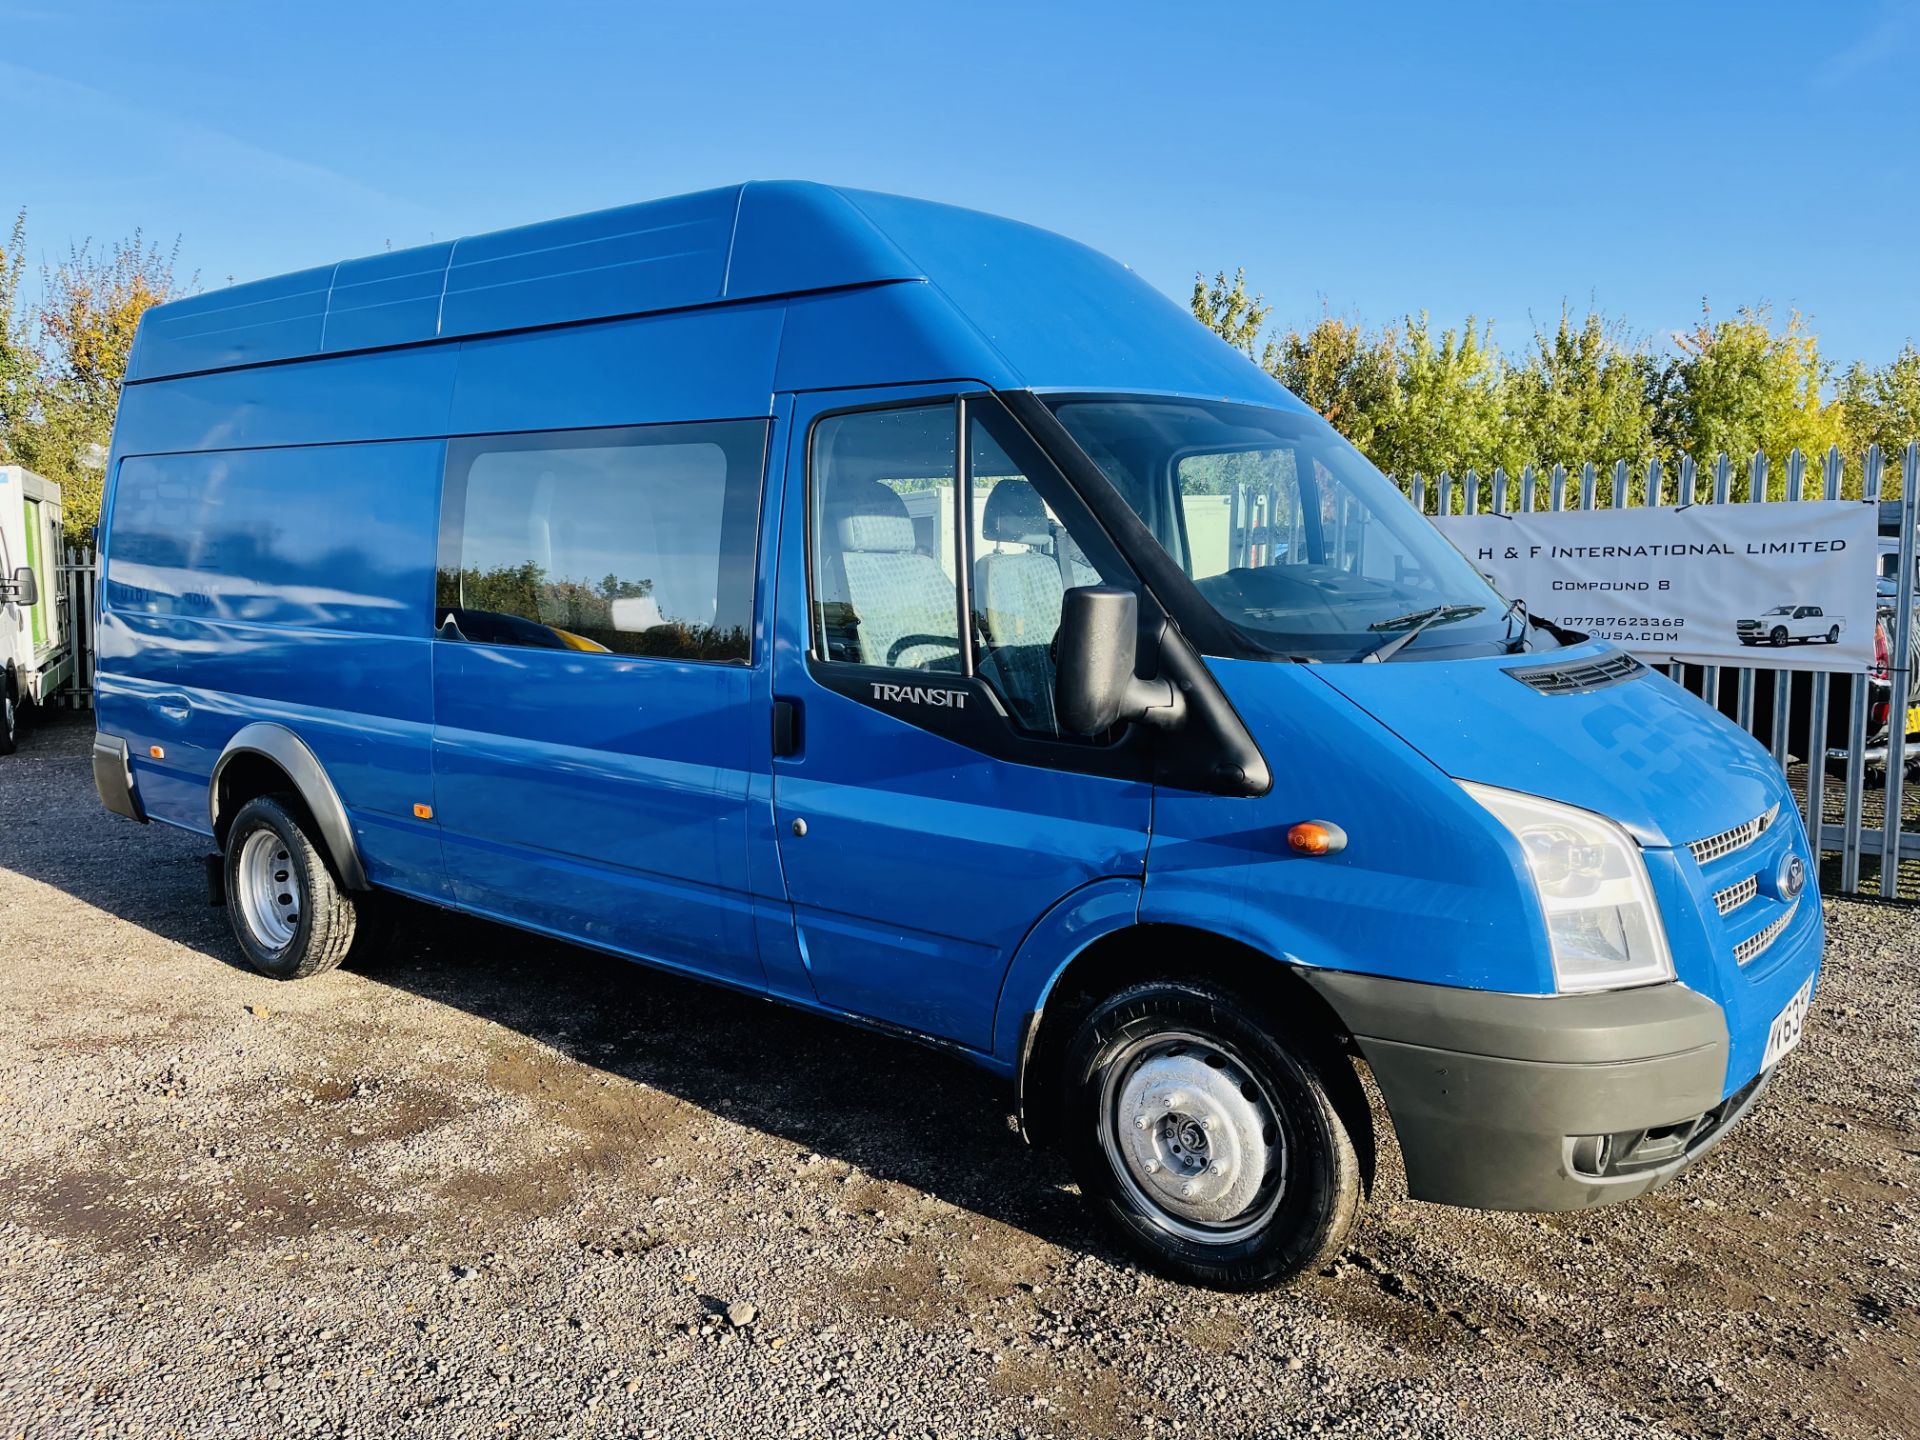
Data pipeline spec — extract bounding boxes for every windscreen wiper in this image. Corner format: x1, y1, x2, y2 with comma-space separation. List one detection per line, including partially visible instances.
1360, 603, 1486, 664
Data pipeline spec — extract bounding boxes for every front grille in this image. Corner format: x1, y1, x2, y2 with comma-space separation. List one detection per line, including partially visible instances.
1713, 875, 1759, 916
1507, 651, 1648, 696
1689, 803, 1779, 865
1734, 898, 1799, 965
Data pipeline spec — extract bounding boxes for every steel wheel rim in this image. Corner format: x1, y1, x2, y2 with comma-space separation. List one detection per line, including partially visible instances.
1097, 1028, 1286, 1246
236, 828, 299, 954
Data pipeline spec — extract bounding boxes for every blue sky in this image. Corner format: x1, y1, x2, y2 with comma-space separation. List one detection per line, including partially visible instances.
4, 1, 1917, 365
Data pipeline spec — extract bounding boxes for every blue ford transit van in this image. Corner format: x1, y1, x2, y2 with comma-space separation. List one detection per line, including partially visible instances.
92, 183, 1821, 1288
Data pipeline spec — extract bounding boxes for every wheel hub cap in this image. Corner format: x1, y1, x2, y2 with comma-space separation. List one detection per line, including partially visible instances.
1101, 1033, 1284, 1243
236, 829, 299, 953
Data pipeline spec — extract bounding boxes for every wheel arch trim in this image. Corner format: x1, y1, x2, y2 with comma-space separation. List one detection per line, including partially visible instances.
209, 722, 369, 890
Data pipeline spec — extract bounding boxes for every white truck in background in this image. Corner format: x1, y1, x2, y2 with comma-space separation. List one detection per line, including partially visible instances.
1736, 604, 1844, 647
0, 465, 71, 753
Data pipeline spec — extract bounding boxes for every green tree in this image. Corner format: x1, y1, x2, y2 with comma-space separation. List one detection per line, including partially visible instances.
1655, 304, 1847, 497
0, 218, 190, 539
1190, 268, 1271, 359
0, 212, 38, 458
1504, 308, 1660, 489
1265, 311, 1399, 459
1367, 313, 1520, 483
1840, 345, 1920, 488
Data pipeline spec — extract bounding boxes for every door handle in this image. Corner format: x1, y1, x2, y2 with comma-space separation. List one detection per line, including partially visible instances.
772, 697, 802, 758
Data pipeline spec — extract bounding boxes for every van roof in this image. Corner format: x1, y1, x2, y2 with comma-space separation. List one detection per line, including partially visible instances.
123, 181, 1299, 409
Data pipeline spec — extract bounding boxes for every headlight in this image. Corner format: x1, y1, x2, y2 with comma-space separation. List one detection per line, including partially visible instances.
1461, 782, 1674, 994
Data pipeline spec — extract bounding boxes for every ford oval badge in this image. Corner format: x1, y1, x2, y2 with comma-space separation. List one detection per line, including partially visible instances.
1776, 853, 1807, 900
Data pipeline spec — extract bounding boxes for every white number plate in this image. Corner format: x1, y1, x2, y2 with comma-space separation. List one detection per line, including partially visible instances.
1762, 976, 1813, 1070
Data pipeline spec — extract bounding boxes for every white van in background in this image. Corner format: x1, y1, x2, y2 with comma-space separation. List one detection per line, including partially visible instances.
0, 465, 71, 753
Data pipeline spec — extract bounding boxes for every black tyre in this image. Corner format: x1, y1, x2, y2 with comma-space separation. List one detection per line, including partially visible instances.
222, 793, 382, 979
1827, 626, 1840, 644
1770, 626, 1789, 646
1058, 979, 1360, 1290
0, 687, 16, 756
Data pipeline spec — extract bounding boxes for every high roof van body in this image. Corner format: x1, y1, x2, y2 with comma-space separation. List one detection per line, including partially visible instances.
93, 183, 1821, 1287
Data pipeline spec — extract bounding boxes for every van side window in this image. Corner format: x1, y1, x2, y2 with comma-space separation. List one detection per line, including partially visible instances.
437, 421, 766, 663
966, 415, 1122, 736
808, 398, 1132, 740
809, 405, 964, 673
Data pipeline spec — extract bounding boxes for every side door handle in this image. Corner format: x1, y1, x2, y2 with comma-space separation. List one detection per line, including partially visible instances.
771, 697, 802, 758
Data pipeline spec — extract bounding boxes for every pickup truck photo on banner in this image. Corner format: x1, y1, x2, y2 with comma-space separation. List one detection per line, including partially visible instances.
1432, 499, 1879, 671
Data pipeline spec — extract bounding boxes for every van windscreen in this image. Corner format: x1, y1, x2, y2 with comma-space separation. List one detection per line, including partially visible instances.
1046, 396, 1516, 662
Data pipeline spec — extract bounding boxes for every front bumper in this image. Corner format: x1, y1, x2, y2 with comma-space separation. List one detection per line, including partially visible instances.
1303, 971, 1762, 1212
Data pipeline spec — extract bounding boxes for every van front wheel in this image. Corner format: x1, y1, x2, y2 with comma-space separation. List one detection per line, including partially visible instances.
222, 793, 377, 980
1059, 980, 1360, 1290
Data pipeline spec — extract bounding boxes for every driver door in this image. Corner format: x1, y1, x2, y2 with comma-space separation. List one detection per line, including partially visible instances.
767, 387, 1153, 1051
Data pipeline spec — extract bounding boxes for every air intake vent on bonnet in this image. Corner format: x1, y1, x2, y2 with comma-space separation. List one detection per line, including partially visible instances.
1506, 651, 1648, 696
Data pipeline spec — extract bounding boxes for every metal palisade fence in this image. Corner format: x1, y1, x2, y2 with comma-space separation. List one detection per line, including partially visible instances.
1390, 443, 1919, 900
52, 545, 97, 713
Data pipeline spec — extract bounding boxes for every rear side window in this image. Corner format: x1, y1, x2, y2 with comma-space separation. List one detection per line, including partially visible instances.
437, 420, 767, 663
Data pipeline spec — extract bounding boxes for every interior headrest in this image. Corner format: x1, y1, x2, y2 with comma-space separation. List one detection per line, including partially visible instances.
831, 479, 917, 553
981, 479, 1051, 543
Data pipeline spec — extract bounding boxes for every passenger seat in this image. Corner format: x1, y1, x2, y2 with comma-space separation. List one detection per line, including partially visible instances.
973, 481, 1097, 731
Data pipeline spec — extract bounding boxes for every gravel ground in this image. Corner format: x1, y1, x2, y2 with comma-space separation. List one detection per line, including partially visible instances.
2, 709, 1915, 1440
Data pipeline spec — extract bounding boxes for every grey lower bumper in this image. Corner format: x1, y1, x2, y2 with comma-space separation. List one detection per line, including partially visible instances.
1304, 971, 1744, 1212
93, 734, 147, 823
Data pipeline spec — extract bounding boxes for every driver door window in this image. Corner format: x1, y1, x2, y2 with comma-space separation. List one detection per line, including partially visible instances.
808, 398, 1131, 741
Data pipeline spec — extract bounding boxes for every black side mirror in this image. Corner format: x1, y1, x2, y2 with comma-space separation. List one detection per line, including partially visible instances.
1055, 586, 1186, 736
7, 566, 36, 608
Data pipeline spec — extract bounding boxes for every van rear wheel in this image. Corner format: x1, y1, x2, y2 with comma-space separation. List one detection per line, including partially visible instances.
1058, 979, 1360, 1290
222, 793, 380, 980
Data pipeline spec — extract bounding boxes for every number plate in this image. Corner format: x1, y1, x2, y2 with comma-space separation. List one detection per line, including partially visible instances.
1762, 976, 1813, 1070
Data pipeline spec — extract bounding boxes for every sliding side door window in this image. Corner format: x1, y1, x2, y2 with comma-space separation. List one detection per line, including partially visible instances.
437, 420, 766, 663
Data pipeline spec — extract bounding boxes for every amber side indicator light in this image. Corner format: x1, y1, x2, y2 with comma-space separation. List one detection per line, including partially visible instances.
1287, 820, 1347, 856
412, 803, 434, 820
148, 745, 165, 760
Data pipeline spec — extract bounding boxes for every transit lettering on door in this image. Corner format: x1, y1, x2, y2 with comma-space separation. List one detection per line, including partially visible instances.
870, 681, 968, 708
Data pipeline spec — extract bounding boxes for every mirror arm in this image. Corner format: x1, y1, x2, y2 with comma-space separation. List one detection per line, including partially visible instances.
1123, 672, 1185, 730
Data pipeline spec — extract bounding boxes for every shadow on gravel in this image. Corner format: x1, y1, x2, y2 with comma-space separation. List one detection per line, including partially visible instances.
362, 898, 1112, 1258
3, 711, 1110, 1262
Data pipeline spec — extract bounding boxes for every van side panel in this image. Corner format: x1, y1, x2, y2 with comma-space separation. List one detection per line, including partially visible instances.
448, 305, 785, 435
111, 341, 460, 454
97, 431, 447, 901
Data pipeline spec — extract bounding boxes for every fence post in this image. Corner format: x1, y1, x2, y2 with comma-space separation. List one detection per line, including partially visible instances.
1805, 447, 1844, 851
1463, 468, 1480, 517
1842, 446, 1883, 892
1519, 464, 1536, 514
1734, 453, 1770, 738
1579, 462, 1597, 509
1880, 442, 1920, 896
1437, 470, 1454, 518
1550, 463, 1567, 511
1767, 452, 1806, 770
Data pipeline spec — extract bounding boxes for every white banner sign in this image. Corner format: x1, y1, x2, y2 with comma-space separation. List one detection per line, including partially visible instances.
1433, 500, 1879, 671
